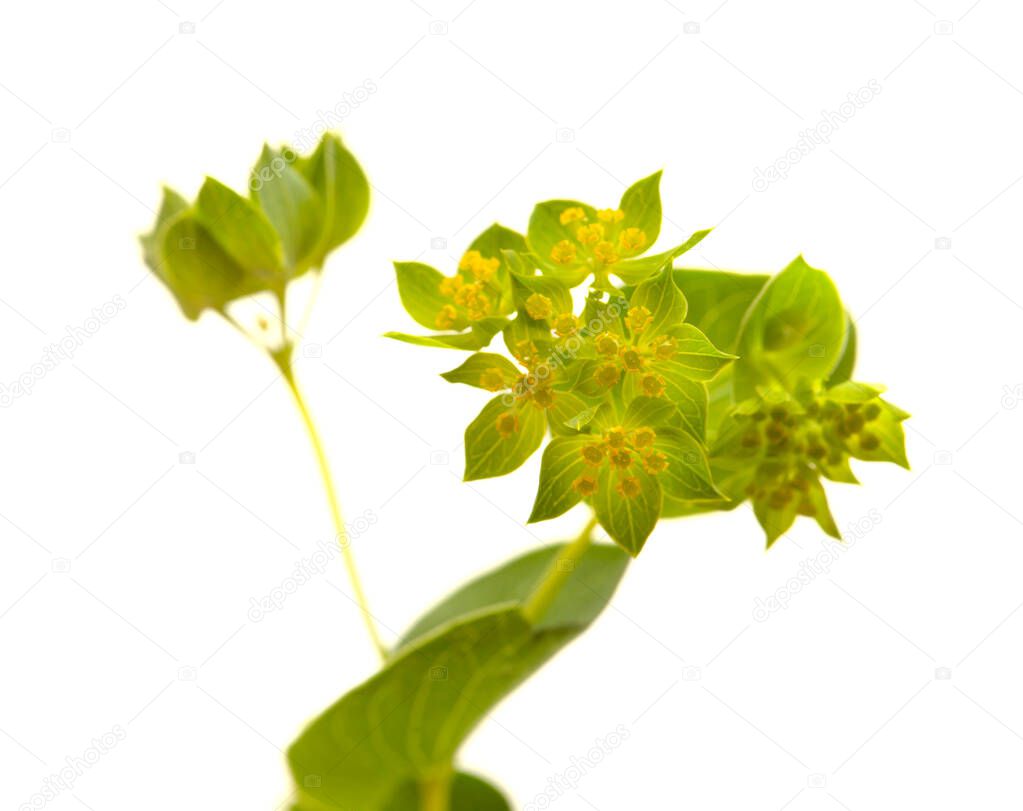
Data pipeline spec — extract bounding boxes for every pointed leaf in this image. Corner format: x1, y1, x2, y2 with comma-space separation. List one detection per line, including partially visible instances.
251, 145, 324, 272
294, 133, 369, 265
529, 435, 590, 522
464, 396, 546, 480
394, 261, 466, 331
441, 353, 520, 389
664, 324, 736, 380
655, 433, 722, 501
629, 267, 687, 341
195, 177, 283, 284
592, 464, 660, 556
612, 229, 712, 285
619, 171, 662, 248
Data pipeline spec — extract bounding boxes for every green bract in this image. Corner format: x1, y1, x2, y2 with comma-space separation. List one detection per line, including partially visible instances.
140, 133, 368, 320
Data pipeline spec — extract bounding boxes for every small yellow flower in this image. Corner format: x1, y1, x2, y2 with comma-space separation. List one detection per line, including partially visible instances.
641, 373, 666, 398
626, 305, 652, 334
594, 362, 621, 388
479, 368, 506, 392
576, 223, 604, 246
435, 304, 458, 330
553, 312, 579, 337
525, 292, 554, 321
593, 240, 619, 265
606, 427, 628, 449
550, 239, 578, 265
610, 449, 633, 469
616, 475, 642, 499
438, 275, 463, 297
560, 206, 587, 225
573, 473, 599, 496
495, 411, 520, 438
621, 349, 644, 372
642, 451, 668, 475
632, 427, 657, 448
513, 340, 539, 365
532, 387, 556, 410
473, 256, 500, 282
597, 208, 625, 224
653, 336, 676, 360
618, 227, 647, 252
595, 332, 620, 356
458, 250, 482, 272
581, 444, 605, 465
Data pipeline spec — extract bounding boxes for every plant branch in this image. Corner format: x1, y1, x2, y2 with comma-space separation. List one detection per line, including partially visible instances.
521, 515, 599, 624
276, 351, 388, 662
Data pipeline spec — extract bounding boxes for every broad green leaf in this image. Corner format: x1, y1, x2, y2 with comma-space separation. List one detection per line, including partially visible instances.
464, 396, 546, 480
158, 213, 252, 320
293, 133, 369, 266
655, 433, 722, 501
140, 186, 188, 272
612, 229, 712, 285
529, 435, 590, 522
441, 353, 520, 389
394, 261, 466, 331
735, 256, 848, 399
251, 145, 324, 272
289, 543, 628, 811
592, 464, 661, 556
629, 267, 687, 342
619, 171, 662, 248
398, 542, 628, 647
666, 324, 736, 380
672, 269, 768, 352
194, 177, 283, 284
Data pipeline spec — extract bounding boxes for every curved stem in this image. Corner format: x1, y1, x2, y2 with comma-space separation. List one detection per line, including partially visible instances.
522, 515, 599, 624
277, 354, 388, 662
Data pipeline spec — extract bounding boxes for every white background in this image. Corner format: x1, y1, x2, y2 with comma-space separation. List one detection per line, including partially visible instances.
2, 0, 1022, 809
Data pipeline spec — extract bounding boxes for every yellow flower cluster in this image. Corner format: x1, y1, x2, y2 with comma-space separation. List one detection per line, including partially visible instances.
549, 205, 648, 269
590, 322, 677, 396
572, 425, 668, 499
435, 250, 502, 327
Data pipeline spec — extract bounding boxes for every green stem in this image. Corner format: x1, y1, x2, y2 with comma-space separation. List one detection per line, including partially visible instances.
276, 350, 388, 662
521, 516, 599, 624
420, 768, 452, 811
